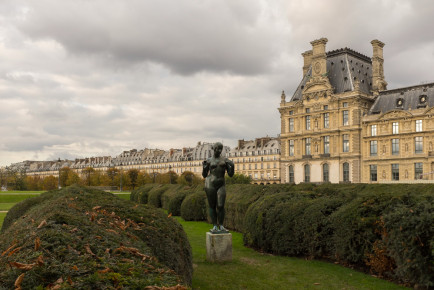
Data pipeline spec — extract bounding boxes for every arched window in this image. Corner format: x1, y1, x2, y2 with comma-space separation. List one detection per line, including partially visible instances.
304, 164, 310, 183
288, 165, 294, 183
343, 162, 350, 182
323, 163, 329, 182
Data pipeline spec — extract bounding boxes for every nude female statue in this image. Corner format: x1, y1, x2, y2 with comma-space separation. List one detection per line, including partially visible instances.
202, 142, 234, 233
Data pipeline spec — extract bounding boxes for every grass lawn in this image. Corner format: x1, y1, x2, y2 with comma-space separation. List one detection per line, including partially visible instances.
0, 203, 15, 211
0, 191, 44, 194
178, 218, 408, 290
115, 193, 131, 200
0, 194, 40, 203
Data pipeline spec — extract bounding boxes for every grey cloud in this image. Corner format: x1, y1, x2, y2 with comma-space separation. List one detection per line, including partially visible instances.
15, 0, 282, 75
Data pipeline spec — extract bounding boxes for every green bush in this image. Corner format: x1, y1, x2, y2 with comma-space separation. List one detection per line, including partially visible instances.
130, 184, 157, 204
181, 190, 207, 221
241, 183, 434, 287
1, 190, 58, 233
167, 189, 193, 217
147, 185, 170, 208
383, 199, 433, 287
0, 185, 192, 288
161, 184, 184, 210
224, 184, 266, 232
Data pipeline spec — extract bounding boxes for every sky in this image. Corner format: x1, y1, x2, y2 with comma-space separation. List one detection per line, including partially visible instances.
1, 0, 434, 166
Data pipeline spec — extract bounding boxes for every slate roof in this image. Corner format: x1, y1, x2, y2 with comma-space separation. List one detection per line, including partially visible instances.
369, 83, 434, 115
290, 48, 373, 101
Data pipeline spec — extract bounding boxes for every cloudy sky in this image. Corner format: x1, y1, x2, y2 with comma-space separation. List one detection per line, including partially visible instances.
1, 0, 434, 166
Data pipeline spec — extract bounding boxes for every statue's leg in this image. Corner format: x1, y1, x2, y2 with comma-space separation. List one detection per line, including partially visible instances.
205, 187, 217, 226
216, 186, 226, 227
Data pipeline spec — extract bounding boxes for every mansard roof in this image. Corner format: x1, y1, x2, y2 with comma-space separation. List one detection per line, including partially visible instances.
369, 83, 434, 115
291, 48, 373, 101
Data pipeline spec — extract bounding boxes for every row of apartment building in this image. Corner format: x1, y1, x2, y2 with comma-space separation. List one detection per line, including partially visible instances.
4, 38, 434, 184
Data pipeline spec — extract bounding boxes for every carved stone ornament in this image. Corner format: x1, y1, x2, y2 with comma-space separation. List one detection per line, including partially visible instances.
314, 62, 321, 74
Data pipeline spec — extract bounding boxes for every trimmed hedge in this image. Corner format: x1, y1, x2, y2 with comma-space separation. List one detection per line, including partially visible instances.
128, 181, 433, 287
242, 183, 434, 288
0, 186, 192, 288
181, 190, 207, 221
147, 185, 170, 208
130, 184, 158, 204
161, 184, 185, 210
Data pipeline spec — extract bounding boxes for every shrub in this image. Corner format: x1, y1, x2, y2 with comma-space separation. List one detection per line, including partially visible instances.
1, 190, 59, 233
0, 185, 192, 288
130, 184, 157, 204
147, 185, 170, 208
161, 184, 184, 210
181, 190, 207, 221
383, 199, 433, 287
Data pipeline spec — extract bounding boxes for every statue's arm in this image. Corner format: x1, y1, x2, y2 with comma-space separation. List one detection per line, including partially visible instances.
202, 159, 210, 178
226, 158, 235, 177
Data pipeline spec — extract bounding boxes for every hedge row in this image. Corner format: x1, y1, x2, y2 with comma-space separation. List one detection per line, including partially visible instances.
242, 184, 433, 288
0, 186, 192, 288
131, 183, 433, 287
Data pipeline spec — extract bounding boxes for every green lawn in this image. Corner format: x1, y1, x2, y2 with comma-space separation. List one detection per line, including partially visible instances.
0, 194, 40, 203
0, 203, 15, 211
0, 191, 44, 194
178, 218, 408, 290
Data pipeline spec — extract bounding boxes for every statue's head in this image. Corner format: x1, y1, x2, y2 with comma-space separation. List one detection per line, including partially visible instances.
213, 142, 223, 157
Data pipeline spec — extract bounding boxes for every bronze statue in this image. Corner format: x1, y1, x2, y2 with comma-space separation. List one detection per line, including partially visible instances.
202, 142, 234, 233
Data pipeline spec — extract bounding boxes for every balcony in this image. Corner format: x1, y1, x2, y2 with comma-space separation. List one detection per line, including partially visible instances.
302, 155, 312, 159
320, 153, 330, 158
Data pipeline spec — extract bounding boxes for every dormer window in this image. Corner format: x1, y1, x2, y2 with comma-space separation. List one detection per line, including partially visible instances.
419, 95, 427, 104
396, 98, 404, 107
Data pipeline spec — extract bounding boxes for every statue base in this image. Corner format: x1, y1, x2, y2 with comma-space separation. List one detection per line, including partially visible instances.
206, 232, 232, 262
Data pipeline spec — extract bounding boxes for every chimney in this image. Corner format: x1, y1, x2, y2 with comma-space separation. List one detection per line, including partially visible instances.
310, 38, 328, 78
302, 50, 313, 76
237, 139, 245, 149
371, 39, 387, 91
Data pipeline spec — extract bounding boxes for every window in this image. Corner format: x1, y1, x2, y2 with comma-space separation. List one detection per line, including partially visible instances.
289, 118, 294, 132
371, 125, 377, 136
306, 115, 311, 130
392, 164, 399, 181
324, 136, 330, 154
393, 122, 399, 134
324, 113, 329, 128
370, 140, 377, 156
288, 165, 294, 183
392, 139, 400, 155
289, 110, 294, 115
289, 140, 294, 156
323, 163, 329, 182
304, 164, 310, 182
415, 137, 423, 153
343, 102, 348, 108
305, 138, 311, 155
343, 162, 349, 182
343, 110, 349, 126
306, 108, 310, 113
415, 163, 423, 179
370, 165, 377, 181
343, 134, 349, 152
324, 105, 328, 110
416, 120, 422, 132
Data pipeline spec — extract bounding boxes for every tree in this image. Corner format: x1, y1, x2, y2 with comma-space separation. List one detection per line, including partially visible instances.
127, 169, 139, 190
178, 171, 202, 186
106, 168, 119, 186
6, 167, 27, 190
82, 167, 95, 186
137, 172, 152, 186
225, 173, 252, 184
42, 176, 57, 190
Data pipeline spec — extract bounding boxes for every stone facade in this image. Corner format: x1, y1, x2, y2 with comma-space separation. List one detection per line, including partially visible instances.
279, 38, 434, 184
228, 137, 281, 184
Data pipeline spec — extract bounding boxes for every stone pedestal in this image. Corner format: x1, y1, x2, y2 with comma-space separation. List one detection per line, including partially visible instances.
206, 232, 232, 262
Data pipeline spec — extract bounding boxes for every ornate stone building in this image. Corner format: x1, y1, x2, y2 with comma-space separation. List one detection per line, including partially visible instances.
279, 38, 434, 184
229, 137, 281, 184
